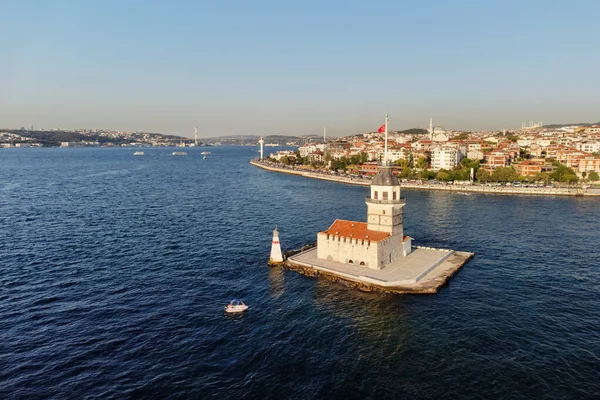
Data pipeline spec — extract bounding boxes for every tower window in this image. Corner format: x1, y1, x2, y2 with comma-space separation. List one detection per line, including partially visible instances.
383, 192, 388, 200
374, 191, 378, 199
393, 192, 397, 200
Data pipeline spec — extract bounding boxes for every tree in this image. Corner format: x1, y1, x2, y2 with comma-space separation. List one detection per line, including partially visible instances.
460, 158, 480, 170
360, 152, 368, 164
533, 172, 550, 185
436, 169, 452, 182
454, 132, 469, 140
491, 167, 517, 182
420, 170, 436, 180
394, 158, 410, 168
589, 171, 599, 181
416, 156, 428, 169
551, 163, 578, 183
476, 168, 491, 182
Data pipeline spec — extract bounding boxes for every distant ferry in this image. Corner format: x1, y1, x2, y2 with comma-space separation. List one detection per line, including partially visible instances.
171, 151, 187, 156
133, 151, 144, 156
265, 143, 279, 147
200, 151, 211, 155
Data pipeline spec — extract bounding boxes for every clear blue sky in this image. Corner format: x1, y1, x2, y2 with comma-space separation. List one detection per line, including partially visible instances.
1, 0, 599, 137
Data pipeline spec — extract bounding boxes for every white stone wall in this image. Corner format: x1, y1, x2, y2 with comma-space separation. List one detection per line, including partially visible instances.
317, 232, 381, 269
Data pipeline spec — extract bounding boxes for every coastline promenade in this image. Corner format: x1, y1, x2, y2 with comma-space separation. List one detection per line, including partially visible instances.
250, 159, 600, 197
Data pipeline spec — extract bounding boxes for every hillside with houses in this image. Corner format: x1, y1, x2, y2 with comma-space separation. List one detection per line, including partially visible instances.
267, 123, 600, 184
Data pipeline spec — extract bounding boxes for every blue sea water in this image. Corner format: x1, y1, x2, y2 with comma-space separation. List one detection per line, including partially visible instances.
1, 147, 599, 399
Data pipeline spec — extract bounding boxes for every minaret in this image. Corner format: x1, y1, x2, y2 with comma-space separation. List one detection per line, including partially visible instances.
270, 227, 283, 264
323, 127, 326, 142
429, 118, 434, 141
258, 137, 265, 160
194, 126, 198, 147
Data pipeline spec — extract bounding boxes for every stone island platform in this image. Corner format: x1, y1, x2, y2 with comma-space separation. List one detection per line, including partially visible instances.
285, 246, 473, 294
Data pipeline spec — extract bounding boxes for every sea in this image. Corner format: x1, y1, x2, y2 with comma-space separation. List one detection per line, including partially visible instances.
1, 146, 599, 399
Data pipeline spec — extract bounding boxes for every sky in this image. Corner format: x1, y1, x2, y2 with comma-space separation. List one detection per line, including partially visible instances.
1, 0, 599, 137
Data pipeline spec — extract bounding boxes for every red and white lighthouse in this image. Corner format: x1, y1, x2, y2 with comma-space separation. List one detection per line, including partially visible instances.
270, 227, 283, 264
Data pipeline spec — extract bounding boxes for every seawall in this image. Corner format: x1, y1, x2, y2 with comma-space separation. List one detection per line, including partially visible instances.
250, 159, 600, 197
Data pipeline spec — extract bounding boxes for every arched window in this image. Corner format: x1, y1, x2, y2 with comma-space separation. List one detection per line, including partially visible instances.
360, 261, 365, 266
348, 259, 354, 264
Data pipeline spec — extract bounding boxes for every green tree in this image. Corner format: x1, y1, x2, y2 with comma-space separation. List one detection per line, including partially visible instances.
420, 170, 436, 180
533, 172, 550, 185
416, 156, 428, 169
476, 168, 491, 182
460, 158, 480, 170
491, 167, 517, 182
436, 169, 452, 182
359, 152, 368, 164
454, 132, 469, 140
551, 163, 578, 183
394, 158, 410, 168
589, 171, 599, 181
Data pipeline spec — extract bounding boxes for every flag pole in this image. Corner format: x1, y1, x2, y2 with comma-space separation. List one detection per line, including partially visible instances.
384, 112, 389, 165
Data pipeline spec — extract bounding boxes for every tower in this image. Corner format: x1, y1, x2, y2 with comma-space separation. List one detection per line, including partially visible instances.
194, 127, 198, 147
366, 165, 406, 261
429, 118, 434, 141
258, 137, 265, 160
324, 127, 327, 142
270, 227, 283, 263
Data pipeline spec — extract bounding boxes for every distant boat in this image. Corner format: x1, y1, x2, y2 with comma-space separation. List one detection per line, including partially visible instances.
201, 151, 211, 155
133, 151, 144, 156
203, 155, 207, 160
172, 151, 187, 156
225, 300, 248, 313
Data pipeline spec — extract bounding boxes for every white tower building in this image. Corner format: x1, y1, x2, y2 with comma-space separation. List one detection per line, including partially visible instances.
270, 227, 283, 263
366, 165, 407, 262
429, 118, 434, 141
258, 137, 265, 160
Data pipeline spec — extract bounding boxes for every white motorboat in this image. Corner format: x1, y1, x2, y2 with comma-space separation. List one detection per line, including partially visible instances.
172, 151, 187, 156
133, 151, 145, 156
225, 300, 248, 313
201, 151, 211, 155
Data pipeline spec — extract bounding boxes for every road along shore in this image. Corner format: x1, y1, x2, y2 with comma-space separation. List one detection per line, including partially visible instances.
250, 160, 600, 197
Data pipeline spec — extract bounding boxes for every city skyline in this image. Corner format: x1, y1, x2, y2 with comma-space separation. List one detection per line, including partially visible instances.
2, 0, 599, 137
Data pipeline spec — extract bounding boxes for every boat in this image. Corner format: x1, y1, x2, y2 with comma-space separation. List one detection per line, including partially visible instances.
133, 151, 144, 156
225, 300, 248, 313
203, 155, 207, 160
171, 151, 187, 156
201, 151, 211, 155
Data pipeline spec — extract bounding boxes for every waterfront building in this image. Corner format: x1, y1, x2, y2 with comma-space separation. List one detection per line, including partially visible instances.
317, 163, 412, 269
431, 146, 462, 171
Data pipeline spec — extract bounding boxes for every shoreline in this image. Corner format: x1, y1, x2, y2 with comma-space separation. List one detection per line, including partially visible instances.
250, 159, 600, 197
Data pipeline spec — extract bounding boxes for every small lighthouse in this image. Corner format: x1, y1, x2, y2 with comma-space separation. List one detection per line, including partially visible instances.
270, 227, 283, 264
258, 137, 265, 160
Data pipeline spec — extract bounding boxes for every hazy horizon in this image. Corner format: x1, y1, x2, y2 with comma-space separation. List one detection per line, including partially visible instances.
2, 0, 599, 138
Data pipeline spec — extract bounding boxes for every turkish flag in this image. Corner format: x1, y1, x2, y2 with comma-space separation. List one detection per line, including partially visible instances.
377, 124, 386, 133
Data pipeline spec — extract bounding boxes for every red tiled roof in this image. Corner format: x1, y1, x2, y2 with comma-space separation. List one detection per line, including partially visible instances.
321, 219, 390, 242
